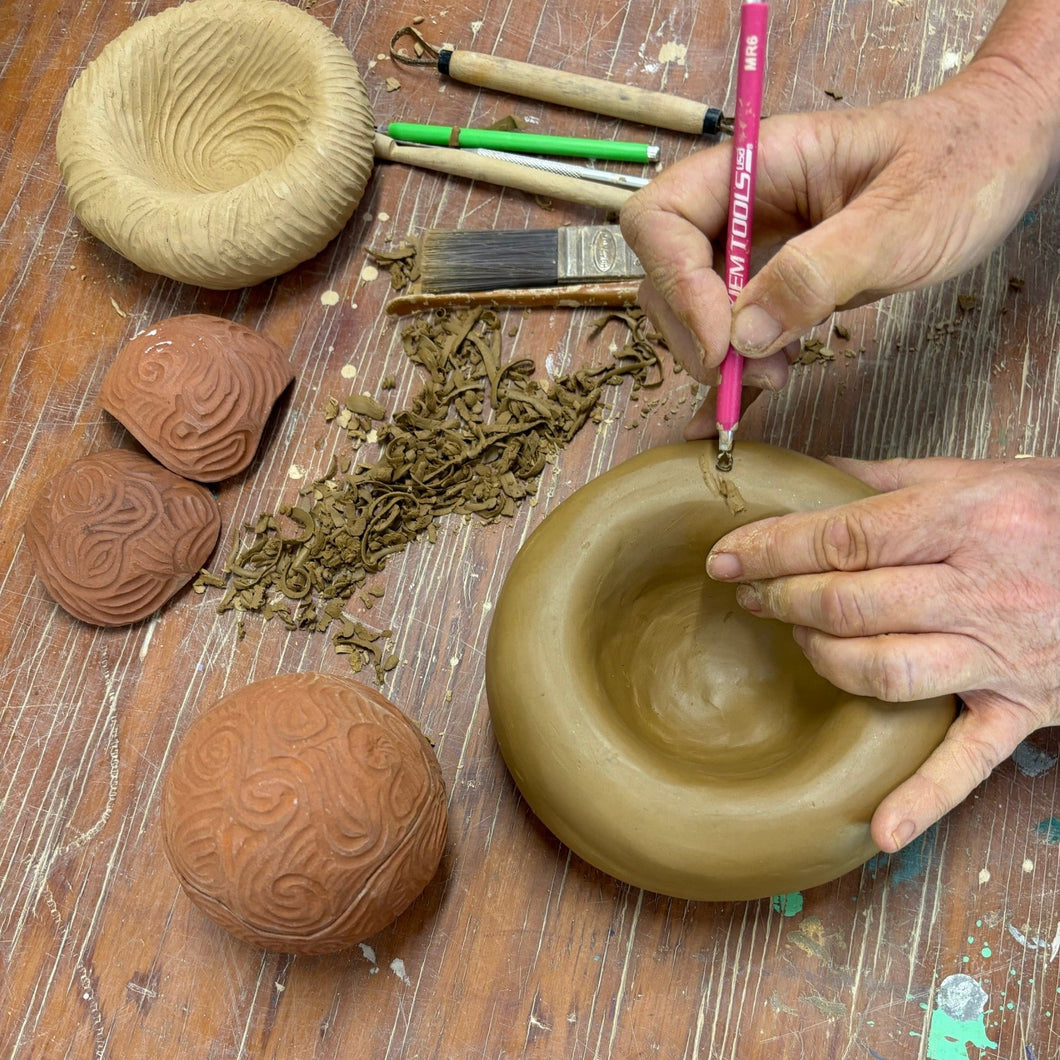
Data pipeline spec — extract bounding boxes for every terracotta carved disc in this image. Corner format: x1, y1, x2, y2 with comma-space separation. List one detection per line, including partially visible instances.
162, 673, 448, 954
100, 314, 294, 482
24, 448, 220, 627
485, 442, 956, 901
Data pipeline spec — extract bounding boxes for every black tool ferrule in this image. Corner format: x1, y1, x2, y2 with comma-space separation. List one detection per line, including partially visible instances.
438, 48, 453, 76
701, 107, 724, 138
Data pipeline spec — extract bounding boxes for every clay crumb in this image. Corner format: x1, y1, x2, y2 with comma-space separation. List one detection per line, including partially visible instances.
824, 88, 844, 101
699, 453, 747, 514
957, 293, 978, 312
832, 323, 850, 341
385, 77, 401, 92
797, 337, 835, 365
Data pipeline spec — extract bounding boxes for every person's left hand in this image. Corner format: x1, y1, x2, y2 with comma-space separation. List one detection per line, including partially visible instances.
705, 454, 1060, 852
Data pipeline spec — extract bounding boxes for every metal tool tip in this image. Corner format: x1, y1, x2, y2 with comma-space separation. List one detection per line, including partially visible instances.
715, 449, 733, 473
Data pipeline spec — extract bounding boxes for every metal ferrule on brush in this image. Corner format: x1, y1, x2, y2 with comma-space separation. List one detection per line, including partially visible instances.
556, 225, 643, 283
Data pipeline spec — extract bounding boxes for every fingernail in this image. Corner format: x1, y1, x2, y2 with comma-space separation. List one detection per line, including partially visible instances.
707, 551, 742, 580
732, 305, 782, 354
890, 820, 917, 851
735, 584, 761, 613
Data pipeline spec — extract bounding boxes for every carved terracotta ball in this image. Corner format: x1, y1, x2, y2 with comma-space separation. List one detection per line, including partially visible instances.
486, 442, 957, 901
162, 673, 448, 954
100, 314, 294, 482
24, 448, 220, 626
55, 0, 376, 288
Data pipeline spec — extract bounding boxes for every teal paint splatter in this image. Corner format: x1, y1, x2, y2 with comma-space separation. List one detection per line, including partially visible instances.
772, 891, 803, 917
981, 946, 993, 959
867, 825, 937, 886
926, 974, 998, 1060
1012, 740, 1058, 777
1035, 818, 1060, 844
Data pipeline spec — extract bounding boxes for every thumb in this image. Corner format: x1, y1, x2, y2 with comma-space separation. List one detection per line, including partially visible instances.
870, 693, 1029, 852
730, 194, 910, 358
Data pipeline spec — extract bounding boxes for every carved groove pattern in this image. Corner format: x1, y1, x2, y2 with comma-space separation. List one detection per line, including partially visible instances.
100, 314, 295, 482
24, 448, 221, 626
162, 673, 448, 955
56, 0, 376, 289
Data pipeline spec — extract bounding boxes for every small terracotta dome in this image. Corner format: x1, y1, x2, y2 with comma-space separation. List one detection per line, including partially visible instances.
24, 448, 220, 626
100, 314, 295, 482
162, 673, 448, 954
56, 0, 375, 289
486, 442, 956, 901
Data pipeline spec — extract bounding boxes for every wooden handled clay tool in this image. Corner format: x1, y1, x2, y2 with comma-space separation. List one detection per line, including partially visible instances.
715, 2, 769, 473
390, 26, 733, 138
373, 133, 631, 212
417, 224, 643, 293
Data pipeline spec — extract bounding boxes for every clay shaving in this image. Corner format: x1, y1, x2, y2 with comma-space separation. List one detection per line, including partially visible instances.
199, 307, 663, 679
700, 452, 747, 515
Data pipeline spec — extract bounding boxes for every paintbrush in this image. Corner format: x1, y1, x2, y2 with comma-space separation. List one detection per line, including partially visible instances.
417, 225, 643, 293
385, 280, 641, 316
715, 2, 769, 473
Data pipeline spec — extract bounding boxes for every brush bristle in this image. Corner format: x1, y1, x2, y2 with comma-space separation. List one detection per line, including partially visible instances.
419, 229, 559, 293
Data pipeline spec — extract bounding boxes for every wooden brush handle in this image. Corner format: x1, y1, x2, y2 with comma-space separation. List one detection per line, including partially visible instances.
385, 281, 641, 316
443, 50, 716, 135
373, 134, 631, 212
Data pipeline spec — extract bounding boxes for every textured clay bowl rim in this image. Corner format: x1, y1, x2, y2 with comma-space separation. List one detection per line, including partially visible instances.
485, 441, 956, 901
56, 0, 376, 289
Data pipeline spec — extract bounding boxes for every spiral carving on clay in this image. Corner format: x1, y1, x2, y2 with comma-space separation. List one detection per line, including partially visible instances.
55, 0, 376, 289
23, 448, 221, 627
162, 673, 448, 954
100, 314, 294, 482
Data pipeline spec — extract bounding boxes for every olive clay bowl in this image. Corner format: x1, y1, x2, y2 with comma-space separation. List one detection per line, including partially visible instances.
56, 0, 375, 289
485, 442, 956, 901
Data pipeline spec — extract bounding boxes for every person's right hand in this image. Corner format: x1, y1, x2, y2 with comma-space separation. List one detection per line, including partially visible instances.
620, 56, 1058, 434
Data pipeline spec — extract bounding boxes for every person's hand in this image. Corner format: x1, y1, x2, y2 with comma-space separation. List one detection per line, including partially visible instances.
704, 455, 1060, 852
620, 61, 1057, 436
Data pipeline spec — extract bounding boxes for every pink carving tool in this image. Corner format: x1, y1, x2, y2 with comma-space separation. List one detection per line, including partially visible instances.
715, 1, 769, 473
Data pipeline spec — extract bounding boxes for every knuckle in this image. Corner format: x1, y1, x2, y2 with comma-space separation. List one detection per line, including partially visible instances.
817, 580, 871, 636
815, 511, 873, 571
865, 646, 919, 702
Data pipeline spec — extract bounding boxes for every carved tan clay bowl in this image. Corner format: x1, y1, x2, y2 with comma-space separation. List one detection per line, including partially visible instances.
486, 442, 956, 901
56, 0, 375, 289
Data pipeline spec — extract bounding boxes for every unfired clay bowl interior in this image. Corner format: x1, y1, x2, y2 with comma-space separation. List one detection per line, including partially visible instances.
56, 0, 375, 289
486, 441, 956, 902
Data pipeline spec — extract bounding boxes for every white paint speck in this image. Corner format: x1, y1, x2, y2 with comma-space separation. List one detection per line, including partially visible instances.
470, 20, 483, 37
360, 264, 379, 283
377, 211, 390, 223
940, 50, 962, 72
320, 289, 340, 306
341, 364, 358, 380
359, 943, 376, 964
390, 958, 411, 985
658, 41, 688, 66
978, 868, 991, 886
288, 464, 306, 481
1023, 859, 1035, 873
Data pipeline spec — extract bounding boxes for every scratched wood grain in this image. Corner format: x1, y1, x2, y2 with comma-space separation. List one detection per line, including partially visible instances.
2, 0, 1058, 1057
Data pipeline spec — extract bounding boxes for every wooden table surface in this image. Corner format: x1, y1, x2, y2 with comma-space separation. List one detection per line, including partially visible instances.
3, 0, 1059, 1057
